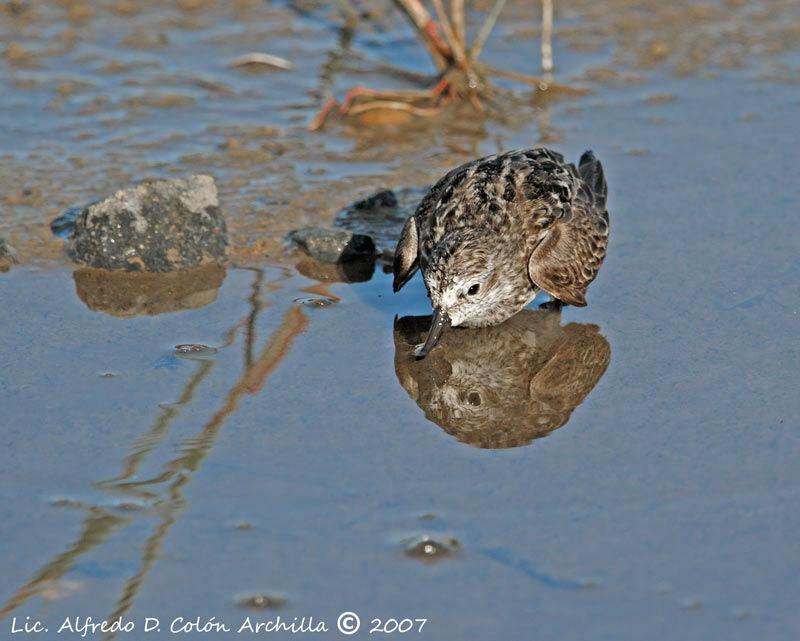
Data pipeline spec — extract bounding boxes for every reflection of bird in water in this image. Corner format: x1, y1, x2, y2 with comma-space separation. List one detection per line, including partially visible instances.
394, 309, 610, 449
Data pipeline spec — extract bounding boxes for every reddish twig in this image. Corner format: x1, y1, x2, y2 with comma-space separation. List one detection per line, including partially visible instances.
393, 0, 453, 70
431, 75, 453, 101
308, 97, 339, 131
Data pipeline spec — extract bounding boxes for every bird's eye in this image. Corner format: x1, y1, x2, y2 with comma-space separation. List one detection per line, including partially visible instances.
467, 392, 482, 406
467, 283, 480, 296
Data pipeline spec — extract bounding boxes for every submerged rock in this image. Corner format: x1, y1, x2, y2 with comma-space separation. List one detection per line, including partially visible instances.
335, 186, 427, 250
0, 237, 18, 272
236, 593, 287, 610
289, 226, 375, 264
64, 175, 227, 271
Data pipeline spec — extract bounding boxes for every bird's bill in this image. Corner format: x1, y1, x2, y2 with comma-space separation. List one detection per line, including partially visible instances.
414, 307, 450, 359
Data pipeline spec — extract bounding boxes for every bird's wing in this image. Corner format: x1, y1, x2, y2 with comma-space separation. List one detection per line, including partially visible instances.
527, 213, 609, 306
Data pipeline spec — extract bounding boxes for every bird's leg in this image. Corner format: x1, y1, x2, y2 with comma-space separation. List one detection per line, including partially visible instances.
431, 75, 452, 101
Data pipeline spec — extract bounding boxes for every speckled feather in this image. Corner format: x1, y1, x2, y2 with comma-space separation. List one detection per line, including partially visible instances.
394, 148, 609, 328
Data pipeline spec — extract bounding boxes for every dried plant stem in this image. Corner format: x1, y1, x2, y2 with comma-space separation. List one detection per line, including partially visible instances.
393, 0, 452, 70
339, 86, 435, 113
431, 0, 468, 65
469, 0, 507, 59
346, 100, 444, 117
541, 0, 553, 74
310, 0, 581, 130
450, 0, 466, 50
480, 63, 547, 87
481, 62, 588, 93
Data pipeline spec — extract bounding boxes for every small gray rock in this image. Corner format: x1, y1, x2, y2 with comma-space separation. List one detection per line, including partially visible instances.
0, 237, 19, 272
66, 175, 227, 272
290, 226, 375, 264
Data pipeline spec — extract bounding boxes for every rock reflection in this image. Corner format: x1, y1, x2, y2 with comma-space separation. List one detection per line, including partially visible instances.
394, 309, 610, 449
294, 255, 375, 284
73, 263, 226, 318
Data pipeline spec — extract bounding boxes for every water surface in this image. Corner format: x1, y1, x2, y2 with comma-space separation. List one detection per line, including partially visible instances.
1, 1, 799, 639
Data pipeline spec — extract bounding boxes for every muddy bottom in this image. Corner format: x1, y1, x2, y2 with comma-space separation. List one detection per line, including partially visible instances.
2, 1, 800, 639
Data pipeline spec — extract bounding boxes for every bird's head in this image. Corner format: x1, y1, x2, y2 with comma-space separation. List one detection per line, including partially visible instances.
414, 232, 520, 358
424, 236, 497, 328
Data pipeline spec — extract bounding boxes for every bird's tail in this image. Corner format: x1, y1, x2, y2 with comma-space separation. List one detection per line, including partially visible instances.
578, 150, 607, 210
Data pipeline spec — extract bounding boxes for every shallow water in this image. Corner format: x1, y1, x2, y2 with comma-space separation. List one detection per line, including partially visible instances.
2, 1, 800, 640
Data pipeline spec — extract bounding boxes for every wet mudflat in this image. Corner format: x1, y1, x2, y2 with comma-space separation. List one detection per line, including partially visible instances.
1, 1, 799, 640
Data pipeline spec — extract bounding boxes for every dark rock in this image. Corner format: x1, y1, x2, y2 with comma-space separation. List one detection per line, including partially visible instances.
50, 206, 88, 238
0, 237, 19, 272
336, 186, 427, 250
64, 175, 227, 272
289, 226, 375, 264
352, 189, 398, 209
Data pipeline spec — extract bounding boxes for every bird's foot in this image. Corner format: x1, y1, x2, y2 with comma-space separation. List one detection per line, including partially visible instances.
539, 299, 563, 312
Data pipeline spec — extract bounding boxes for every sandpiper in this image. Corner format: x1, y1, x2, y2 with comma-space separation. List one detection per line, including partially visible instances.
393, 148, 609, 357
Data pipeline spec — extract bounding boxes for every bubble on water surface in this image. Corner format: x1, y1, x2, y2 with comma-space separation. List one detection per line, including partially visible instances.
293, 296, 338, 307
403, 535, 461, 561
